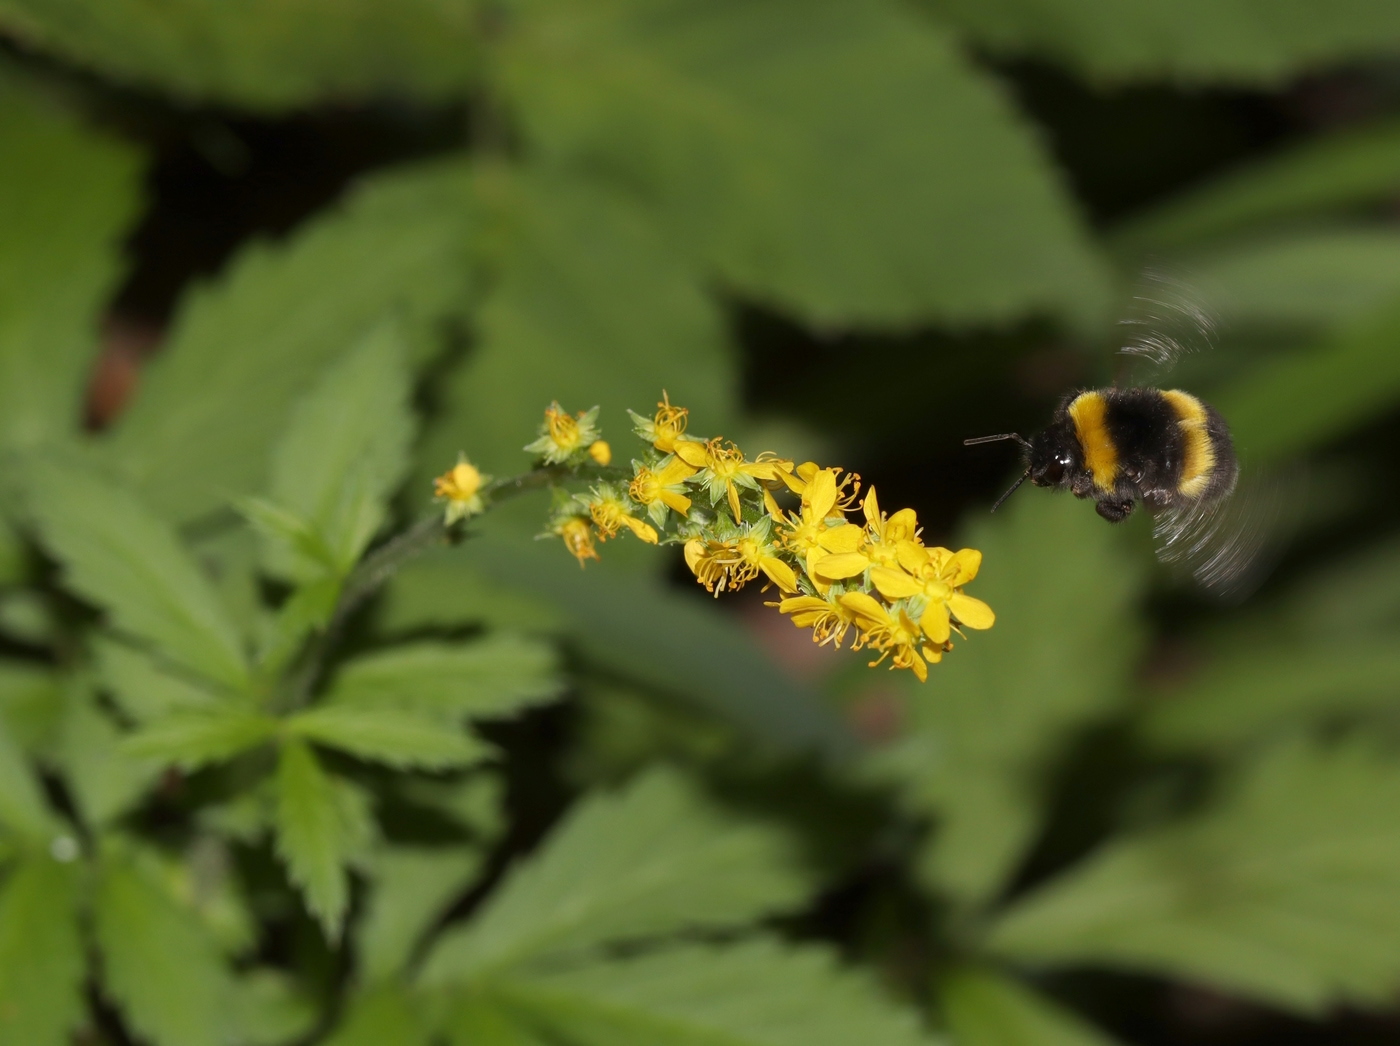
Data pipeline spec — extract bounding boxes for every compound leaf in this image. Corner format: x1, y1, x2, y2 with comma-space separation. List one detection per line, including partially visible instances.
0, 856, 84, 1046
286, 707, 493, 770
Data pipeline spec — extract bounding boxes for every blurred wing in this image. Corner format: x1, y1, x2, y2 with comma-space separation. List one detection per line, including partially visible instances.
1151, 461, 1286, 600
1114, 268, 1219, 387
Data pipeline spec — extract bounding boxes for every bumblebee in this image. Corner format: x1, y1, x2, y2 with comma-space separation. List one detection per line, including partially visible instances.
966, 386, 1238, 523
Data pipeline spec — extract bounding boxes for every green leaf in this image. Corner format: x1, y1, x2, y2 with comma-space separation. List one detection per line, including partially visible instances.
0, 716, 54, 839
0, 76, 140, 452
443, 997, 551, 1046
419, 768, 810, 983
0, 856, 84, 1046
417, 165, 731, 480
287, 707, 493, 770
105, 160, 474, 524
123, 710, 278, 771
0, 0, 478, 111
498, 0, 1107, 327
227, 970, 318, 1046
326, 636, 562, 723
989, 740, 1400, 1014
56, 690, 161, 827
264, 322, 416, 577
256, 576, 342, 678
358, 846, 485, 981
940, 967, 1120, 1046
396, 774, 506, 842
274, 739, 374, 941
94, 637, 219, 724
93, 846, 234, 1046
926, 0, 1400, 87
1214, 298, 1400, 461
497, 939, 940, 1046
1114, 117, 1400, 254
866, 494, 1144, 904
321, 984, 431, 1046
0, 662, 63, 755
24, 456, 250, 690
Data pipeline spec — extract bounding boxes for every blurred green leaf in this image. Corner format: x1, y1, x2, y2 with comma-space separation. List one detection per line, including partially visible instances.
358, 845, 485, 981
926, 0, 1400, 87
263, 322, 416, 579
105, 160, 474, 524
444, 997, 551, 1046
94, 636, 219, 724
940, 967, 1120, 1046
0, 856, 83, 1046
419, 768, 810, 983
24, 456, 250, 690
287, 706, 493, 770
1115, 117, 1400, 254
326, 636, 562, 723
123, 710, 278, 770
0, 0, 478, 110
275, 739, 374, 941
498, 0, 1107, 328
0, 662, 62, 754
94, 845, 234, 1046
1215, 298, 1400, 460
56, 690, 160, 827
497, 939, 940, 1046
418, 165, 731, 479
227, 970, 318, 1046
867, 495, 1144, 904
396, 774, 506, 842
0, 76, 140, 452
989, 740, 1400, 1014
0, 716, 53, 838
321, 983, 431, 1046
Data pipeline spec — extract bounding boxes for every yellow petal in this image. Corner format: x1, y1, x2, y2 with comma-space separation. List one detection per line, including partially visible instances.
909, 651, 928, 682
672, 441, 709, 467
944, 548, 983, 586
813, 552, 869, 580
803, 469, 837, 520
838, 590, 887, 624
919, 602, 951, 644
895, 540, 929, 575
760, 556, 798, 593
684, 539, 704, 574
887, 508, 919, 541
922, 644, 944, 665
780, 595, 830, 615
623, 516, 659, 544
818, 522, 863, 554
947, 592, 995, 630
660, 489, 693, 515
862, 486, 881, 526
727, 481, 743, 523
796, 461, 820, 483
658, 456, 698, 484
870, 566, 923, 601
763, 488, 784, 520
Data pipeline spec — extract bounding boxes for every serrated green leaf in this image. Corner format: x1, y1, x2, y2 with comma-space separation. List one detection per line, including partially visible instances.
24, 456, 250, 690
321, 983, 432, 1046
0, 0, 478, 111
94, 637, 219, 724
105, 160, 474, 524
940, 967, 1120, 1046
57, 690, 160, 827
0, 716, 52, 839
498, 0, 1106, 328
275, 739, 374, 941
419, 768, 810, 983
866, 495, 1144, 904
358, 845, 485, 981
265, 322, 416, 577
94, 846, 234, 1046
0, 76, 140, 452
123, 710, 278, 770
327, 636, 562, 723
1114, 117, 1400, 254
0, 856, 83, 1046
418, 165, 731, 479
497, 939, 940, 1046
927, 0, 1400, 87
989, 740, 1400, 1014
287, 707, 493, 770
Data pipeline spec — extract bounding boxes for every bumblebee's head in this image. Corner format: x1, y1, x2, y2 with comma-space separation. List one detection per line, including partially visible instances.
1027, 423, 1078, 489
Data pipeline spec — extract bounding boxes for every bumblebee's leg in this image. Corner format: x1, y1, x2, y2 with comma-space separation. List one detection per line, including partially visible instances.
1095, 497, 1135, 523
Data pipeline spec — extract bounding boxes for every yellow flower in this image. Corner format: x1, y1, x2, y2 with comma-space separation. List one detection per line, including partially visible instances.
809, 485, 920, 581
673, 439, 790, 523
773, 467, 865, 587
772, 592, 858, 648
525, 402, 601, 464
684, 522, 797, 597
629, 455, 698, 526
588, 440, 612, 465
840, 591, 934, 683
434, 455, 491, 524
554, 516, 601, 568
588, 487, 659, 544
628, 392, 689, 454
870, 544, 994, 645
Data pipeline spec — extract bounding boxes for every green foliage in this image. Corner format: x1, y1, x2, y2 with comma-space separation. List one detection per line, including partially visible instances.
989, 741, 1400, 1013
0, 0, 478, 110
322, 984, 433, 1046
286, 706, 493, 769
926, 0, 1400, 86
0, 77, 139, 453
357, 846, 486, 980
123, 710, 279, 770
420, 768, 811, 982
56, 691, 161, 826
0, 857, 84, 1046
0, 717, 54, 838
940, 968, 1120, 1046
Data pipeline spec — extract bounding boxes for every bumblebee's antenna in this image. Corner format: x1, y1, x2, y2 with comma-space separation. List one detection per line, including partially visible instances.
964, 433, 1031, 449
990, 470, 1030, 513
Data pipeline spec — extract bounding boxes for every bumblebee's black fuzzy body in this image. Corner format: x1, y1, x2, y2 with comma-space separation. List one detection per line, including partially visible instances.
1026, 387, 1237, 523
